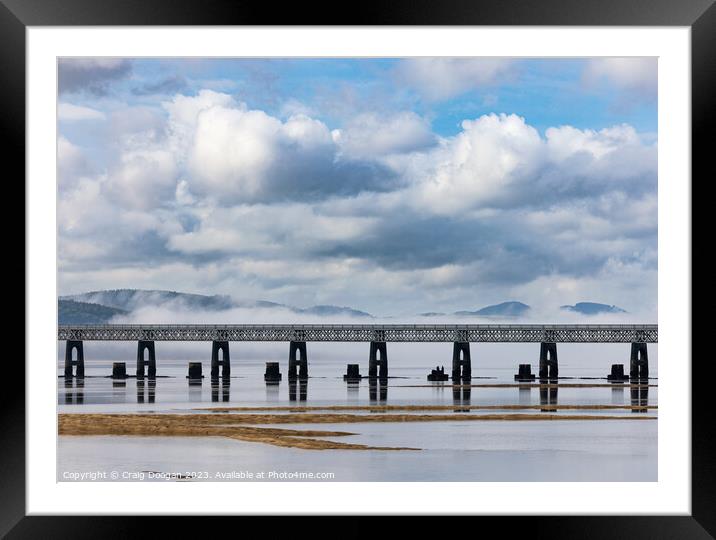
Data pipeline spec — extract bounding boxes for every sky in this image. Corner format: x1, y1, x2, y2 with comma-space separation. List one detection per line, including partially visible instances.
57, 57, 658, 320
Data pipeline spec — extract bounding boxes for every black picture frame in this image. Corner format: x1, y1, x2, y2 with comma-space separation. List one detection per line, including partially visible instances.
5, 0, 710, 536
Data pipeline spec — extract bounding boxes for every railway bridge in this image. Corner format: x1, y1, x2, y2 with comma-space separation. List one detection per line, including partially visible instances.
58, 323, 657, 382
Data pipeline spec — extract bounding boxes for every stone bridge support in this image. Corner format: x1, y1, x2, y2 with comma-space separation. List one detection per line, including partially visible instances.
288, 341, 308, 380
136, 340, 156, 378
452, 341, 472, 381
211, 340, 231, 379
630, 342, 649, 381
369, 341, 388, 379
539, 342, 558, 380
64, 340, 85, 378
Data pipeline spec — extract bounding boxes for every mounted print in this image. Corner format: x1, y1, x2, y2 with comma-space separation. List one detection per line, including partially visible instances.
56, 56, 658, 483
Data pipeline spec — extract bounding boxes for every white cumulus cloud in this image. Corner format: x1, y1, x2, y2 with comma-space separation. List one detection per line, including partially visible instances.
333, 111, 436, 159
583, 57, 657, 97
396, 58, 515, 101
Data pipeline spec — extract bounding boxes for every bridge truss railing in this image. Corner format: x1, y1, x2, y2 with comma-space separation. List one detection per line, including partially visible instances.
58, 324, 658, 343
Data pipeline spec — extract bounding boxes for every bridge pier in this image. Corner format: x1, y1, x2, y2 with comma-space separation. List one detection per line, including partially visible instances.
211, 340, 231, 379
368, 341, 388, 379
64, 340, 85, 378
136, 340, 156, 378
288, 341, 308, 380
539, 342, 558, 380
630, 342, 649, 381
451, 342, 471, 381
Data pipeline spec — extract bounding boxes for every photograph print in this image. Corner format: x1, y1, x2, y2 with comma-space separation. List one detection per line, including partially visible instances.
57, 57, 658, 482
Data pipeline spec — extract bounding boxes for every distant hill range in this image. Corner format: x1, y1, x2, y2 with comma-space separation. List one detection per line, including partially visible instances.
454, 301, 531, 317
58, 289, 374, 325
58, 299, 128, 324
62, 289, 234, 312
57, 289, 628, 325
560, 302, 627, 315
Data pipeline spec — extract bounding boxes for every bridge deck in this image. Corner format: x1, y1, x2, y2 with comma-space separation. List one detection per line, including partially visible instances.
58, 324, 658, 343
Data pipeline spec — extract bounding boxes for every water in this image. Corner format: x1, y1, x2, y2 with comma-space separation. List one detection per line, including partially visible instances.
57, 352, 657, 482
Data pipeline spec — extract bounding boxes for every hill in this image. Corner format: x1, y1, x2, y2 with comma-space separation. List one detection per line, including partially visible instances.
454, 301, 531, 317
58, 299, 127, 324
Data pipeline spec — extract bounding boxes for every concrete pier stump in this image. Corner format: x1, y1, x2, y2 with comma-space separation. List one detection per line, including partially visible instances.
514, 363, 536, 381
112, 362, 127, 379
344, 364, 362, 382
187, 362, 203, 380
607, 363, 629, 381
264, 362, 282, 383
428, 366, 449, 381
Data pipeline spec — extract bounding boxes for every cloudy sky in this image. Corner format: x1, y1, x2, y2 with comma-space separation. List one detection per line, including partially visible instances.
57, 57, 657, 319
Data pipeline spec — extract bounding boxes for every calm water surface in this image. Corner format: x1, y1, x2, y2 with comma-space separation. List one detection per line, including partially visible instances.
57, 353, 657, 482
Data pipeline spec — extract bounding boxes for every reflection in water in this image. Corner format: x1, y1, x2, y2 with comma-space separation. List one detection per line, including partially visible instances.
631, 385, 649, 413
453, 385, 471, 412
346, 381, 360, 398
369, 378, 388, 401
288, 380, 308, 401
64, 378, 84, 404
137, 379, 156, 404
518, 384, 531, 405
430, 381, 446, 400
611, 385, 625, 405
211, 378, 231, 403
112, 380, 127, 389
540, 384, 558, 411
186, 378, 202, 403
265, 382, 280, 401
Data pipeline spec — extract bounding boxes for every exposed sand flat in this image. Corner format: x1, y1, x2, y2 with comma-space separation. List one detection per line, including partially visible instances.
196, 404, 657, 413
58, 414, 415, 451
59, 412, 656, 451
